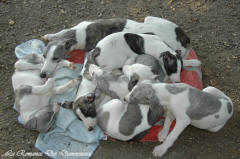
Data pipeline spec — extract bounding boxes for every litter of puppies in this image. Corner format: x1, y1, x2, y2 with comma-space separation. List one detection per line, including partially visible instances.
12, 16, 233, 158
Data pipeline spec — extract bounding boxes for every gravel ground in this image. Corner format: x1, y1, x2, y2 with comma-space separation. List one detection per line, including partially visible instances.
0, 0, 239, 159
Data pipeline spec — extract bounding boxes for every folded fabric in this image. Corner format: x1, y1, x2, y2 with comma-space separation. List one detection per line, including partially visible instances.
14, 39, 104, 159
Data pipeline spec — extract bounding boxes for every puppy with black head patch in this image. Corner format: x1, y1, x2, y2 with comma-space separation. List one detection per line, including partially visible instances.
124, 81, 234, 157
41, 17, 190, 78
91, 32, 200, 82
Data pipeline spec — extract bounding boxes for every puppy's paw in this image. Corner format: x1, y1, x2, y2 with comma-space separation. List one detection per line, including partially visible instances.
71, 79, 80, 86
42, 34, 53, 41
153, 145, 167, 158
69, 62, 76, 70
52, 103, 61, 112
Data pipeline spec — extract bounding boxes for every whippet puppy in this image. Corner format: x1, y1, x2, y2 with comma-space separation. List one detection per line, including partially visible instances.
12, 53, 78, 132
124, 81, 234, 157
75, 52, 166, 112
88, 32, 200, 82
60, 76, 164, 141
40, 16, 190, 78
123, 54, 167, 90
64, 62, 164, 131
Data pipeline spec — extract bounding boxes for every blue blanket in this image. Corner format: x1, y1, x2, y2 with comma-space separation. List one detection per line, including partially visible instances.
14, 39, 105, 159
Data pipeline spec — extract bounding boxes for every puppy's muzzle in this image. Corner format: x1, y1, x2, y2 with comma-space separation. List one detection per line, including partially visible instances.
40, 72, 47, 78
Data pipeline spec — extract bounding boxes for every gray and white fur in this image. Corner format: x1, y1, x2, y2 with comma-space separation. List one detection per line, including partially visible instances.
90, 32, 200, 82
124, 81, 234, 157
123, 54, 167, 90
12, 53, 78, 132
61, 69, 164, 141
41, 16, 191, 78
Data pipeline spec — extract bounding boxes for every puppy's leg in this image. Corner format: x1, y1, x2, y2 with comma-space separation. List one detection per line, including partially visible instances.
153, 117, 190, 157
15, 60, 43, 71
42, 29, 70, 41
158, 110, 175, 142
31, 78, 55, 94
52, 79, 79, 95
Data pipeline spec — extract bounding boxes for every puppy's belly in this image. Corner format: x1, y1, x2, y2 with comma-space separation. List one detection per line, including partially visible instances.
20, 94, 50, 124
12, 71, 43, 90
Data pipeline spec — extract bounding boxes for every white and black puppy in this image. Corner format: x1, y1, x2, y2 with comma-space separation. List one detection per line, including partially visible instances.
12, 53, 78, 132
65, 63, 163, 131
60, 69, 164, 140
89, 32, 200, 82
124, 81, 234, 157
40, 17, 190, 78
74, 53, 165, 110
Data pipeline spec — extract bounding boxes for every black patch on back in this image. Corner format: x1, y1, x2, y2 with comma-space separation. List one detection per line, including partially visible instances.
85, 18, 127, 51
160, 51, 177, 75
175, 27, 190, 48
124, 33, 145, 55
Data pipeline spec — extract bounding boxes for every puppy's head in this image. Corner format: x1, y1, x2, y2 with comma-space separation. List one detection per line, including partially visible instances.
160, 51, 183, 83
124, 80, 154, 105
61, 93, 97, 131
123, 64, 158, 91
40, 39, 77, 78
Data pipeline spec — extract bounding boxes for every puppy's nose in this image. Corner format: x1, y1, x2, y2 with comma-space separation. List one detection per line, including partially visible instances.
88, 127, 93, 131
40, 72, 47, 78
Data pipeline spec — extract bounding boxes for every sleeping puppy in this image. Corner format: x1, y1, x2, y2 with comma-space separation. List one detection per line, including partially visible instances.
66, 63, 162, 131
12, 53, 78, 132
123, 54, 167, 90
40, 17, 190, 78
124, 81, 234, 157
89, 32, 200, 82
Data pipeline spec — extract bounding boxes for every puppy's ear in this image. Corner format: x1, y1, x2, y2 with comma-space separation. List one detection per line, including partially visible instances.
94, 87, 101, 99
128, 74, 139, 91
124, 33, 145, 55
65, 39, 77, 50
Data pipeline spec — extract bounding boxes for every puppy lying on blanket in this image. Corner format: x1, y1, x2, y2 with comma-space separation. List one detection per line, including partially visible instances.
12, 53, 78, 132
124, 81, 234, 157
61, 64, 164, 139
75, 53, 166, 112
40, 16, 190, 78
